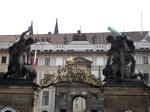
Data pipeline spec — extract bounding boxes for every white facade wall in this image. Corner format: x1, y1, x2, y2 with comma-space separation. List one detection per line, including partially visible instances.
55, 57, 63, 66
1, 39, 150, 112
97, 57, 104, 66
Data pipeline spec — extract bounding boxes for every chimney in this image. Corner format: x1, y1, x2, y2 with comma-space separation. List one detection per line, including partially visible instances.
48, 32, 51, 35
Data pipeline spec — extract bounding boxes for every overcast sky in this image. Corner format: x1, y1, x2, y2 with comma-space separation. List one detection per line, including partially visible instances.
0, 0, 149, 35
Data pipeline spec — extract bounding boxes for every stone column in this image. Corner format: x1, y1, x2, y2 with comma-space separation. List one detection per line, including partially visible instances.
98, 92, 104, 112
67, 92, 72, 112
86, 92, 91, 112
54, 87, 60, 112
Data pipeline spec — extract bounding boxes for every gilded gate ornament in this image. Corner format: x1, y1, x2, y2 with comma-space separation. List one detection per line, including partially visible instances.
40, 57, 102, 88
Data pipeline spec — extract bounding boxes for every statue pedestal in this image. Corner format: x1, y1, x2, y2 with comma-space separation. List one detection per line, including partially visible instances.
102, 84, 149, 112
0, 80, 41, 112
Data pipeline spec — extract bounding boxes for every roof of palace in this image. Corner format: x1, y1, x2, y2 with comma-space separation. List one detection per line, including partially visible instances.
0, 31, 149, 44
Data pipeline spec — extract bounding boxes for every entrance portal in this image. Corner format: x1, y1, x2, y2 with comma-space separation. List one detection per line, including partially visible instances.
54, 82, 103, 112
73, 96, 86, 112
41, 57, 103, 112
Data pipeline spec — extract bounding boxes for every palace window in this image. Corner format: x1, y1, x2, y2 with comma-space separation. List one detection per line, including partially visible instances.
45, 58, 50, 65
144, 73, 149, 83
142, 57, 148, 64
42, 91, 49, 105
1, 56, 6, 63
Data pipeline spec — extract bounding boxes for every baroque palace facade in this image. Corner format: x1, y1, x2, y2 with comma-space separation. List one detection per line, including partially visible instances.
0, 22, 150, 112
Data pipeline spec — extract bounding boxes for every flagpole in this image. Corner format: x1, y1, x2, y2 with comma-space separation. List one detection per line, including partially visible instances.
33, 31, 38, 69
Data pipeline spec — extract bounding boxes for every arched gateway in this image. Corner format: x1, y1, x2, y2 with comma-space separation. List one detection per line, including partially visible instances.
40, 57, 103, 112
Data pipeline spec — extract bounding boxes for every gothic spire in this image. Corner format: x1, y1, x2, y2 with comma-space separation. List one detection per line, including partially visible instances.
54, 18, 59, 34
28, 21, 33, 35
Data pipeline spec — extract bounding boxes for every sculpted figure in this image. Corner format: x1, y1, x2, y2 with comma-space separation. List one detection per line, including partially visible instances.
103, 34, 143, 82
103, 46, 120, 81
72, 30, 87, 41
116, 35, 136, 73
22, 64, 37, 80
106, 35, 129, 81
3, 30, 35, 80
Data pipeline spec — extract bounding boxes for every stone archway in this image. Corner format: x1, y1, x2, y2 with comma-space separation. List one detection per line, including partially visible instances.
54, 82, 103, 112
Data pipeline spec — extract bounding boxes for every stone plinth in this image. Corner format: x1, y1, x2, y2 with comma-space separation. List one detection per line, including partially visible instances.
0, 81, 41, 112
102, 85, 149, 112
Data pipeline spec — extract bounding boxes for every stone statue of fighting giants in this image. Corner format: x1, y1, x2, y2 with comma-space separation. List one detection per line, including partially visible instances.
2, 30, 37, 81
103, 27, 143, 82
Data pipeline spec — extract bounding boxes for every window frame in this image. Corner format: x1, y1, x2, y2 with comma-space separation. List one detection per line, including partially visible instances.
142, 56, 148, 64
45, 58, 50, 66
1, 56, 6, 63
144, 73, 149, 83
42, 91, 49, 105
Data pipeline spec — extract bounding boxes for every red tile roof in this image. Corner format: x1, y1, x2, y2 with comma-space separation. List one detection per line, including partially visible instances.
0, 35, 17, 42
0, 31, 149, 44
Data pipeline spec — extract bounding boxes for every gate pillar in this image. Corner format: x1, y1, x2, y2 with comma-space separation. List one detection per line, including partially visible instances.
102, 85, 149, 112
0, 82, 41, 112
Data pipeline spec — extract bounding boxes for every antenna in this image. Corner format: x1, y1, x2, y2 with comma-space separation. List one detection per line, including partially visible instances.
80, 25, 81, 31
141, 13, 143, 35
